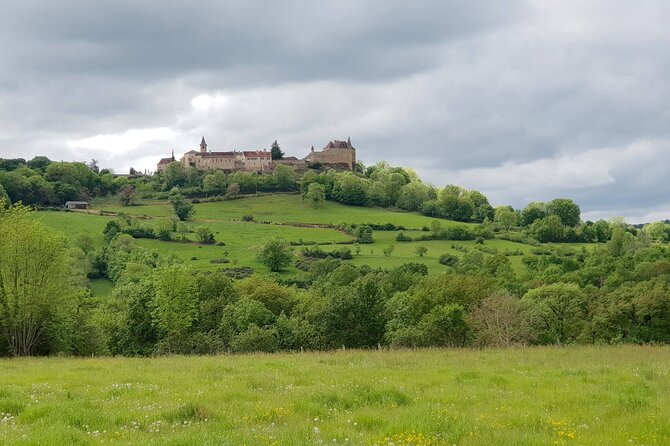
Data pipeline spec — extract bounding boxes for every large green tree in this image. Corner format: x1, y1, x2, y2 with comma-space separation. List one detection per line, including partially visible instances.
169, 190, 195, 221
270, 140, 284, 160
257, 238, 293, 272
546, 198, 581, 227
0, 204, 76, 356
305, 182, 326, 208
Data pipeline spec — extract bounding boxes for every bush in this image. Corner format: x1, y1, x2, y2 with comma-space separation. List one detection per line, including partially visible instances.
353, 225, 374, 244
242, 214, 254, 222
475, 236, 485, 244
439, 254, 459, 267
196, 227, 216, 244
221, 267, 254, 279
395, 231, 413, 242
230, 325, 278, 353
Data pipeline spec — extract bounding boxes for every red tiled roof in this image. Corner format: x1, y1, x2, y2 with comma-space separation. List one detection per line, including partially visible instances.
243, 151, 271, 157
324, 140, 353, 149
158, 157, 173, 165
200, 151, 236, 158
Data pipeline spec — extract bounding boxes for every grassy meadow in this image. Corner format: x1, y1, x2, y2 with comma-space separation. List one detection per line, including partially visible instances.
0, 346, 668, 445
38, 194, 538, 282
91, 194, 474, 229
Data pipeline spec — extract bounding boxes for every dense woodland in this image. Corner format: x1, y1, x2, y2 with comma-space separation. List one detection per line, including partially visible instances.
0, 156, 669, 356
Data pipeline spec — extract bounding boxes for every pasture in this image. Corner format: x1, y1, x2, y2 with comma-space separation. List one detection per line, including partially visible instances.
37, 194, 594, 290
92, 194, 474, 229
0, 346, 668, 445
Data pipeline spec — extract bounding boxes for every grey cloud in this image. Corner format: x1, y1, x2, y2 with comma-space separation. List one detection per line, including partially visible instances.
0, 0, 668, 221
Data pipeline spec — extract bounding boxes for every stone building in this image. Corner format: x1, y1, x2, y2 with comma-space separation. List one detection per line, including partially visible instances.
304, 138, 356, 170
156, 150, 175, 172
157, 136, 356, 173
163, 137, 272, 172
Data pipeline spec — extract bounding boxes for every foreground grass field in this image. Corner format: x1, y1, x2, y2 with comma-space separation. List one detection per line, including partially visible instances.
1, 347, 669, 445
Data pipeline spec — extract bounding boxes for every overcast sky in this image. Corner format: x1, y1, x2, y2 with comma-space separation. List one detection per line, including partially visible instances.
0, 1, 668, 222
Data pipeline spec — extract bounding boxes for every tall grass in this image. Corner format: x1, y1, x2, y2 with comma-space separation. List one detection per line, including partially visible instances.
0, 346, 669, 445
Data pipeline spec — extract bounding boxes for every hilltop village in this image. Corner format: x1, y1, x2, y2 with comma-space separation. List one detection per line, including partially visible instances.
157, 137, 357, 173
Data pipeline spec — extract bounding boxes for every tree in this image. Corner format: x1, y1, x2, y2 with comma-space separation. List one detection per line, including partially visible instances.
163, 162, 186, 189
522, 283, 584, 345
468, 292, 535, 347
273, 165, 295, 190
353, 225, 374, 243
521, 202, 547, 226
270, 140, 284, 160
531, 215, 566, 242
641, 221, 670, 242
396, 182, 433, 212
332, 172, 368, 205
415, 246, 428, 257
225, 183, 240, 199
169, 191, 195, 221
547, 198, 581, 227
383, 245, 395, 257
0, 204, 76, 356
494, 206, 518, 229
305, 182, 326, 208
0, 184, 8, 207
26, 156, 51, 172
203, 171, 227, 196
152, 265, 198, 352
257, 238, 293, 272
196, 226, 216, 244
118, 185, 136, 206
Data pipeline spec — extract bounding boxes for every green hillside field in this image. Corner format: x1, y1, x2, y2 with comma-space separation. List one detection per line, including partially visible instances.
37, 194, 593, 296
0, 346, 668, 446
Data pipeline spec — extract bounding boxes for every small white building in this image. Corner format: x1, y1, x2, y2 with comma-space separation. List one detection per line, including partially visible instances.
65, 201, 89, 210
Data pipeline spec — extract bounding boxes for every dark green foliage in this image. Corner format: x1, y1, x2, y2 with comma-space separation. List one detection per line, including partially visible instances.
196, 227, 216, 244
169, 191, 195, 221
395, 231, 412, 242
546, 198, 581, 227
257, 238, 293, 272
353, 225, 374, 243
270, 140, 284, 160
439, 253, 459, 267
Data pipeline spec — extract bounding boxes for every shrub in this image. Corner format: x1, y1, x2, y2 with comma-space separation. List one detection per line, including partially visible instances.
230, 325, 278, 353
196, 227, 216, 244
257, 238, 293, 272
395, 231, 413, 242
353, 225, 374, 244
242, 214, 254, 222
439, 253, 459, 267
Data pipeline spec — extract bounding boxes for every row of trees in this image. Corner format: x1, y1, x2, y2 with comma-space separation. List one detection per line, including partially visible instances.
1, 200, 669, 356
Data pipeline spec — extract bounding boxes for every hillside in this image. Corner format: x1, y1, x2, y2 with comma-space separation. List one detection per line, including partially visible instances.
38, 194, 536, 292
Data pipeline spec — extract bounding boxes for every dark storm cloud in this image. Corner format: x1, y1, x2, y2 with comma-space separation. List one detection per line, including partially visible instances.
0, 0, 668, 222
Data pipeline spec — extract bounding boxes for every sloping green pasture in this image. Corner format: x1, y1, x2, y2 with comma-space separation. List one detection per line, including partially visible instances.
94, 194, 473, 229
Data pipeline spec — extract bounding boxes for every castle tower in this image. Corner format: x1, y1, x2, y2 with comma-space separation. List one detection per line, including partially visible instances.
200, 136, 208, 153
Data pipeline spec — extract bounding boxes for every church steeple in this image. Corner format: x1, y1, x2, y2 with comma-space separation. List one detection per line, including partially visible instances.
200, 136, 208, 153
171, 148, 175, 161
347, 136, 352, 148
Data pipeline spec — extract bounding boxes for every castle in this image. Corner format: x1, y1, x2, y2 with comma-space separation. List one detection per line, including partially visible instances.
157, 137, 356, 173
